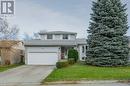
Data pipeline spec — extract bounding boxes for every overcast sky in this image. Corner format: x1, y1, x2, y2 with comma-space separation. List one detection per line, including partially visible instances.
7, 0, 130, 38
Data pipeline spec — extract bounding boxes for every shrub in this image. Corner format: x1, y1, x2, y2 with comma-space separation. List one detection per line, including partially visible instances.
68, 58, 75, 65
56, 61, 69, 68
68, 49, 79, 62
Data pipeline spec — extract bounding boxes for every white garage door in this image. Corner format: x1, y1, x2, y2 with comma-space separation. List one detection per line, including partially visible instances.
27, 52, 58, 65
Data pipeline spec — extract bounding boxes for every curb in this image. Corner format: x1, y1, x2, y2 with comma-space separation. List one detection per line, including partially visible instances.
43, 80, 120, 85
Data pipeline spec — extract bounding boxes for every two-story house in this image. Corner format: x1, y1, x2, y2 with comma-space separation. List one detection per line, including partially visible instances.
24, 31, 87, 65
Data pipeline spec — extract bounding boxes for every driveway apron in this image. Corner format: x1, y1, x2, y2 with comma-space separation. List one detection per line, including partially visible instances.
0, 65, 54, 86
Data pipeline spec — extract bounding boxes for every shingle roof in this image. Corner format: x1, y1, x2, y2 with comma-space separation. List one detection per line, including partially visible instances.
25, 40, 77, 46
24, 39, 87, 46
39, 31, 77, 35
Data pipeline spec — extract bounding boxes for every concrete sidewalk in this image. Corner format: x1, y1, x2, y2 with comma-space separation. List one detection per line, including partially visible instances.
42, 80, 130, 86
42, 83, 130, 86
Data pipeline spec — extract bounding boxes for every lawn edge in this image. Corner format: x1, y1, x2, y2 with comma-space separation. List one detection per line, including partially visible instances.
43, 80, 127, 85
0, 64, 24, 72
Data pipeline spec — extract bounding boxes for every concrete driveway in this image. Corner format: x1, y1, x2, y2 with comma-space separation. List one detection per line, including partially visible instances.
0, 65, 54, 86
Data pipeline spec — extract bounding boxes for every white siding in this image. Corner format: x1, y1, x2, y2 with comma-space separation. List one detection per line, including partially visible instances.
41, 35, 47, 40
40, 34, 76, 40
27, 47, 59, 52
78, 45, 86, 61
69, 35, 76, 40
54, 35, 62, 40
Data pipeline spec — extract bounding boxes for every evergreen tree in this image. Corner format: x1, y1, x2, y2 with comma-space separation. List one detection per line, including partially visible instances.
86, 0, 129, 66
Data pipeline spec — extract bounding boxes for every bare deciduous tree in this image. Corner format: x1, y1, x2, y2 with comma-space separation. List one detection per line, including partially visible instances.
0, 18, 20, 65
23, 32, 32, 41
0, 18, 19, 40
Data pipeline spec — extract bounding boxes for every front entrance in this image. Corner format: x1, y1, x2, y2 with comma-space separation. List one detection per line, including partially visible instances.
61, 47, 67, 59
61, 46, 74, 60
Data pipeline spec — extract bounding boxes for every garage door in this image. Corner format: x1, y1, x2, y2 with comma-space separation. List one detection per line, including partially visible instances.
27, 52, 58, 65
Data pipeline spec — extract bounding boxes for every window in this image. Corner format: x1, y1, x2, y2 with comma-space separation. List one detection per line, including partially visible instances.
63, 34, 68, 39
86, 46, 88, 50
47, 34, 53, 39
86, 46, 88, 55
82, 57, 85, 60
82, 46, 84, 53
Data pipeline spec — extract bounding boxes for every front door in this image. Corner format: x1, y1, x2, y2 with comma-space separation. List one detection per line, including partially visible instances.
61, 47, 65, 59
61, 47, 72, 59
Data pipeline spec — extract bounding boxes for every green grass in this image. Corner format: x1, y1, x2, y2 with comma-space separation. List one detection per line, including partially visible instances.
44, 63, 130, 82
0, 64, 22, 72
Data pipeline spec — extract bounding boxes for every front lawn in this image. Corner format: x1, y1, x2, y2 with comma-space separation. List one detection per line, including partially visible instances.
0, 64, 22, 72
44, 63, 130, 82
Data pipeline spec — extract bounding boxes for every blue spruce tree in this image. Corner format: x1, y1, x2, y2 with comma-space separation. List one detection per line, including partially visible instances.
86, 0, 129, 66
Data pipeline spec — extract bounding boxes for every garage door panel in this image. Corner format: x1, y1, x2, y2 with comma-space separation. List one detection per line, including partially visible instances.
27, 52, 58, 65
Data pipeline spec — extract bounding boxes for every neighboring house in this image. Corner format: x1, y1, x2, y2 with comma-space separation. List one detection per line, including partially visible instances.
24, 31, 87, 65
0, 40, 24, 65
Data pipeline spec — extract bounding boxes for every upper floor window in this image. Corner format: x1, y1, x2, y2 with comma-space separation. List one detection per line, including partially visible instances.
47, 34, 53, 39
82, 46, 84, 53
63, 34, 68, 39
